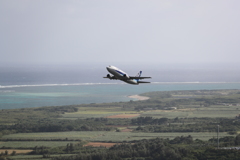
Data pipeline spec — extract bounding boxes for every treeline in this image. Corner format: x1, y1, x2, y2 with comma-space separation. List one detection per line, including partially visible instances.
51, 135, 240, 160
0, 105, 79, 123
209, 134, 240, 147
132, 117, 240, 133
0, 118, 115, 134
2, 116, 240, 135
131, 117, 168, 125
34, 105, 78, 113
0, 118, 131, 136
0, 105, 80, 137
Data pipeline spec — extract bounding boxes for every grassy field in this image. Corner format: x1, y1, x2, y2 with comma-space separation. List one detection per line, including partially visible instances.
2, 131, 106, 141
84, 142, 116, 148
2, 131, 229, 142
9, 155, 50, 160
9, 154, 77, 160
140, 105, 240, 118
0, 141, 79, 149
61, 104, 240, 120
62, 106, 139, 119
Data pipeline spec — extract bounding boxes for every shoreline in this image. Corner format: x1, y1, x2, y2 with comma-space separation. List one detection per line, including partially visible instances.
128, 95, 150, 101
2, 82, 240, 89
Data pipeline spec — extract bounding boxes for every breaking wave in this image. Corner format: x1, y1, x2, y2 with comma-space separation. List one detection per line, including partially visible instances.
1, 82, 240, 89
151, 82, 240, 84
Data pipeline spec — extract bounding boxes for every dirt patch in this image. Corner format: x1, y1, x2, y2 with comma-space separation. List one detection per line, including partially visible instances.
128, 95, 149, 101
0, 149, 32, 154
106, 114, 140, 118
84, 142, 116, 148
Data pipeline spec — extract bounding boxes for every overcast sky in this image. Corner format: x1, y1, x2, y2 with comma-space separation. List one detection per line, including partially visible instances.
1, 0, 240, 68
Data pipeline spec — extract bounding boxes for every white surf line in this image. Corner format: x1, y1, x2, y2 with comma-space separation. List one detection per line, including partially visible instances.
151, 82, 240, 84
0, 83, 121, 88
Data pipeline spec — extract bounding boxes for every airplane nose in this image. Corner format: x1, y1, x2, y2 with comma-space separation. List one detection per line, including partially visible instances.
106, 65, 112, 70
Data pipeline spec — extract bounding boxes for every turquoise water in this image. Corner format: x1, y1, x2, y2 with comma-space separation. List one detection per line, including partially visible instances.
1, 82, 240, 109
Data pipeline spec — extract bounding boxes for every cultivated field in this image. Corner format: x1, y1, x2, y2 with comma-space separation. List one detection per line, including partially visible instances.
0, 141, 79, 148
140, 105, 240, 118
0, 149, 32, 154
61, 106, 140, 119
9, 154, 76, 160
83, 142, 116, 148
2, 131, 229, 142
106, 114, 140, 118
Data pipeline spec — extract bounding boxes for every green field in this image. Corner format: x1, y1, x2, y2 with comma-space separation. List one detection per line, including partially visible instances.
0, 141, 79, 148
62, 106, 139, 119
140, 105, 240, 118
2, 131, 229, 142
9, 154, 76, 160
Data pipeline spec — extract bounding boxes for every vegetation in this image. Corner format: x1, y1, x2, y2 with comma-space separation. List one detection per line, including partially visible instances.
1, 89, 240, 159
20, 135, 240, 160
132, 117, 240, 133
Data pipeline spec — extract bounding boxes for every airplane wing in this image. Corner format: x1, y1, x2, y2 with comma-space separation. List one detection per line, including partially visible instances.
138, 81, 151, 83
129, 76, 151, 79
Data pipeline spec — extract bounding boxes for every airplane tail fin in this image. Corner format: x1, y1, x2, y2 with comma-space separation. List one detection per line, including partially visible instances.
136, 71, 142, 77
136, 71, 142, 82
130, 71, 150, 84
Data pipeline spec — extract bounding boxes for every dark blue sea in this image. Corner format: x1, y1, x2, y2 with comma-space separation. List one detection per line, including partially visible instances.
1, 65, 240, 109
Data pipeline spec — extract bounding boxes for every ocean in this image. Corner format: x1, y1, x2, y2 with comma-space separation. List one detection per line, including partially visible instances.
1, 65, 240, 110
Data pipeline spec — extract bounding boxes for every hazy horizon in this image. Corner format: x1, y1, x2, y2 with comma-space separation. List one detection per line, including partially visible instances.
0, 63, 240, 86
1, 0, 240, 69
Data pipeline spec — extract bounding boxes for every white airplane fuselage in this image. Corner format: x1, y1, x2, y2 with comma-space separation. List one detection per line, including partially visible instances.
106, 66, 139, 85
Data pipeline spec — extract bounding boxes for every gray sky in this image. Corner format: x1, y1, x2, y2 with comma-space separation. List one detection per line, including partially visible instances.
1, 0, 240, 67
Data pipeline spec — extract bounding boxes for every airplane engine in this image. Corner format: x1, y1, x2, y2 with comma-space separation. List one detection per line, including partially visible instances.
123, 74, 130, 79
107, 74, 112, 78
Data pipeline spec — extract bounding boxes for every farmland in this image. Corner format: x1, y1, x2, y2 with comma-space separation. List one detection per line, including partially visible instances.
0, 141, 79, 148
1, 89, 240, 159
2, 131, 230, 142
83, 142, 116, 148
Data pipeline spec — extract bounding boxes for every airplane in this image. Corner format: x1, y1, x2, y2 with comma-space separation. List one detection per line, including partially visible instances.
103, 65, 151, 85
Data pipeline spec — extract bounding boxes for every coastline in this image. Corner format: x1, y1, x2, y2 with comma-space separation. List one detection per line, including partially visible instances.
128, 95, 150, 101
2, 83, 240, 110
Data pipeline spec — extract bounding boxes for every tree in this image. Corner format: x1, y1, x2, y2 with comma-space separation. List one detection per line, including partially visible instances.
11, 150, 16, 156
235, 134, 240, 145
69, 143, 74, 152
